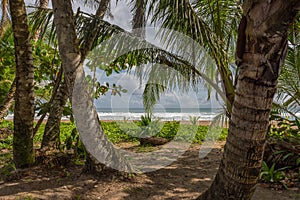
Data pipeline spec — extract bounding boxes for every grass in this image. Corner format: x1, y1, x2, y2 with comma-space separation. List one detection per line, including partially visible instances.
0, 120, 228, 164
0, 119, 228, 166
0, 120, 228, 149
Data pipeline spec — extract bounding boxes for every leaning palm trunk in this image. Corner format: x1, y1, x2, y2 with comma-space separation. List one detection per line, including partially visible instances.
41, 81, 68, 149
132, 0, 146, 37
51, 0, 133, 172
9, 0, 35, 168
198, 1, 299, 199
0, 78, 16, 120
41, 0, 110, 151
0, 0, 10, 37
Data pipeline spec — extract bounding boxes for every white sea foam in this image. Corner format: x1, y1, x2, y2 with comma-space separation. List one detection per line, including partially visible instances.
97, 112, 216, 121
5, 111, 299, 122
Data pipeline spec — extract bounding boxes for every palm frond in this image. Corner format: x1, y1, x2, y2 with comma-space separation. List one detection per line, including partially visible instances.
28, 7, 225, 113
273, 18, 300, 118
28, 7, 55, 42
147, 0, 241, 111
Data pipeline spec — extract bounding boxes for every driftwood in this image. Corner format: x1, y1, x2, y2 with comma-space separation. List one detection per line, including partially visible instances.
139, 137, 168, 146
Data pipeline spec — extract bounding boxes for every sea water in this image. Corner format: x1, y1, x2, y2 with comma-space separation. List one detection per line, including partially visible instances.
96, 107, 220, 121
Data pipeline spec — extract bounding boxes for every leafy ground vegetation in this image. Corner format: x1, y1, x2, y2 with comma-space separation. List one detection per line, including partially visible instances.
0, 119, 299, 199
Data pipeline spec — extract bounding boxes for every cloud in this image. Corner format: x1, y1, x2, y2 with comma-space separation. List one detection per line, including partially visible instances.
89, 66, 222, 110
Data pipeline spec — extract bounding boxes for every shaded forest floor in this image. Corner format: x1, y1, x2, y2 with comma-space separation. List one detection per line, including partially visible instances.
0, 142, 299, 200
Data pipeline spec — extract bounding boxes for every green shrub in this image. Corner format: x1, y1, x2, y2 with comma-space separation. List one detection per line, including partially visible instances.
267, 117, 300, 140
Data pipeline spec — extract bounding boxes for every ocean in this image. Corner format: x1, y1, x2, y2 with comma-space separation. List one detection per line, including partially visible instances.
4, 107, 221, 121
96, 107, 221, 121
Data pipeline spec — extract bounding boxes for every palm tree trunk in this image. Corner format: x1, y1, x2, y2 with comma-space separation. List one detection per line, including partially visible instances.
1, 0, 49, 122
0, 0, 10, 37
132, 0, 146, 37
41, 81, 68, 149
33, 67, 63, 136
41, 0, 110, 151
51, 0, 133, 173
9, 0, 35, 168
0, 78, 16, 120
198, 1, 299, 199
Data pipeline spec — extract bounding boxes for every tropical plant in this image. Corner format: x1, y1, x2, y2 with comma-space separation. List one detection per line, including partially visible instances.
138, 113, 162, 138
189, 116, 200, 125
198, 1, 299, 199
51, 0, 136, 173
0, 0, 10, 37
140, 0, 243, 114
0, 28, 15, 119
12, 1, 297, 198
259, 161, 286, 183
272, 18, 300, 120
35, 0, 111, 150
9, 0, 36, 168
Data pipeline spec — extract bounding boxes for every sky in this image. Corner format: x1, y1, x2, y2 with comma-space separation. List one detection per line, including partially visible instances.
22, 0, 223, 109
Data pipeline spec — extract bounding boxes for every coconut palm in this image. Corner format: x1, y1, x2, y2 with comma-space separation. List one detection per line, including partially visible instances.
144, 0, 242, 114
273, 19, 300, 119
0, 28, 15, 120
30, 0, 205, 150
0, 0, 10, 37
0, 0, 15, 120
198, 1, 299, 199
9, 0, 35, 168
26, 1, 299, 198
0, 0, 50, 121
127, 0, 299, 198
35, 0, 111, 150
51, 0, 136, 172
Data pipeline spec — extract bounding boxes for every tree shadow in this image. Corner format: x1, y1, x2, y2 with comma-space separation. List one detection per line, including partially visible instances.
0, 143, 224, 199
122, 144, 223, 200
0, 163, 97, 199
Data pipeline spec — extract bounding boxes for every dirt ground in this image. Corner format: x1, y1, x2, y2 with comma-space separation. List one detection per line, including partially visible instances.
0, 142, 299, 200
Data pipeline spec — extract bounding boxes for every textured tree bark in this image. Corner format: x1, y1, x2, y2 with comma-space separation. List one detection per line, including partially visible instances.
34, 67, 63, 136
0, 78, 16, 120
0, 0, 49, 122
198, 1, 299, 199
0, 0, 10, 37
41, 0, 110, 151
132, 0, 146, 37
41, 81, 68, 149
42, 0, 81, 152
9, 0, 35, 168
51, 0, 133, 173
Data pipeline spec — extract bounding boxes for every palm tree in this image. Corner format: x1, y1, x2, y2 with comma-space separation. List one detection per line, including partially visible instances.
33, 0, 49, 41
0, 27, 15, 120
0, 79, 16, 120
0, 0, 49, 121
131, 0, 146, 37
121, 0, 299, 197
273, 19, 300, 119
0, 0, 15, 120
41, 0, 111, 150
51, 0, 134, 172
0, 0, 10, 37
198, 1, 299, 199
9, 0, 35, 168
146, 0, 241, 114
